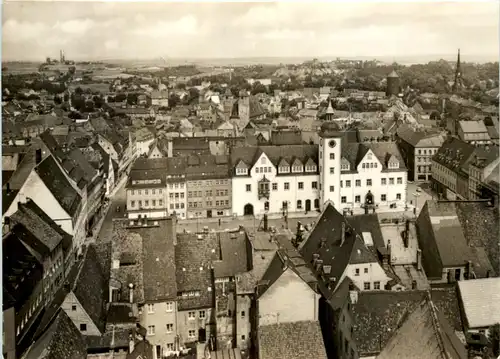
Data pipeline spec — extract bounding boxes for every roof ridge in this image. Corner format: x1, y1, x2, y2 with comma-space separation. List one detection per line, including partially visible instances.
72, 245, 90, 292
427, 292, 452, 359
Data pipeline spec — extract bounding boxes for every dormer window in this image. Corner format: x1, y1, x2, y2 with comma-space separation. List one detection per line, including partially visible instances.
388, 159, 400, 169
279, 166, 290, 173
293, 165, 303, 173
291, 159, 303, 173
341, 158, 350, 171
236, 168, 248, 175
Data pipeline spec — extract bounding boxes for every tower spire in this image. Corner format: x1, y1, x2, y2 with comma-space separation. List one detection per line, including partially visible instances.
452, 48, 463, 92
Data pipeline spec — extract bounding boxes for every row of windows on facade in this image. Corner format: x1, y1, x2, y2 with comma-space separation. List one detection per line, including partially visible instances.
417, 156, 434, 163
130, 199, 170, 208
340, 193, 401, 203
188, 189, 229, 198
188, 179, 229, 187
248, 177, 404, 193
417, 165, 431, 173
417, 148, 438, 155
188, 200, 230, 208
16, 291, 44, 336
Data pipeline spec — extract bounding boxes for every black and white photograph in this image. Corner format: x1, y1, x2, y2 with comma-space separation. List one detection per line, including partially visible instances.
1, 1, 499, 359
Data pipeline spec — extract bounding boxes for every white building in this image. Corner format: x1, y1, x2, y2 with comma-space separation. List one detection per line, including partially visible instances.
231, 122, 408, 216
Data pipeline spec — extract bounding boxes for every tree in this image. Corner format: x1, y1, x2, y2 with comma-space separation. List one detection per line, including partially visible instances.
168, 93, 181, 108
186, 87, 200, 105
251, 81, 267, 95
115, 93, 127, 102
127, 93, 138, 105
74, 87, 83, 95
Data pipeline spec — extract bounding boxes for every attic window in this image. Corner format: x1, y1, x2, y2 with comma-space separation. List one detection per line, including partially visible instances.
236, 168, 248, 175
279, 165, 290, 173
388, 160, 399, 169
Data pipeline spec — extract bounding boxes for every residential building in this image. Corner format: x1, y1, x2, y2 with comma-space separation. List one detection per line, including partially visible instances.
175, 232, 216, 349
457, 278, 500, 337
457, 120, 491, 145
132, 218, 178, 359
165, 157, 188, 219
2, 201, 70, 359
255, 246, 327, 359
376, 295, 467, 359
396, 125, 445, 181
299, 203, 393, 294
2, 155, 86, 263
415, 201, 494, 284
467, 152, 500, 200
212, 231, 252, 350
186, 155, 232, 219
134, 128, 156, 156
431, 137, 475, 200
432, 137, 498, 200
235, 231, 278, 351
126, 158, 169, 219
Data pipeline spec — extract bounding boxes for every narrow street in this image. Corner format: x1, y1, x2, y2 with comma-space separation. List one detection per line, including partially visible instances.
96, 180, 128, 243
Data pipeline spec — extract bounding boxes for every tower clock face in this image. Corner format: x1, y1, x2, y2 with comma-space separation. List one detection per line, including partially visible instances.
329, 140, 336, 148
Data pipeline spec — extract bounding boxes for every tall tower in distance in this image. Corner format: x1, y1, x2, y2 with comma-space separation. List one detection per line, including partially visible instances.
60, 49, 65, 63
386, 70, 400, 97
318, 122, 342, 211
325, 99, 335, 122
452, 48, 464, 92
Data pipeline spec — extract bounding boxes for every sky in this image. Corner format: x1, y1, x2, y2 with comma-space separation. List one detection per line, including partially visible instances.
2, 1, 499, 62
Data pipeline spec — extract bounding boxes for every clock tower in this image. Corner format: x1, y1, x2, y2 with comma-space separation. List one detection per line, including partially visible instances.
319, 122, 342, 211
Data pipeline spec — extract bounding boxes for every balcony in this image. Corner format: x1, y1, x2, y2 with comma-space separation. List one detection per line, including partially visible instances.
258, 188, 270, 200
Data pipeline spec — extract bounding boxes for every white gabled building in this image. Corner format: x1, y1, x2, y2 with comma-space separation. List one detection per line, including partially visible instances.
231, 122, 408, 216
231, 145, 320, 216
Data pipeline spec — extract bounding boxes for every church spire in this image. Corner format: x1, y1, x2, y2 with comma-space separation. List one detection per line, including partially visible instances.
452, 48, 463, 92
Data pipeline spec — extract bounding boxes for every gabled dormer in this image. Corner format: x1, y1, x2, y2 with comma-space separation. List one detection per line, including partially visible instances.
358, 150, 381, 171
341, 157, 350, 171
387, 155, 400, 169
278, 158, 290, 174
305, 158, 317, 172
291, 158, 303, 173
235, 160, 249, 175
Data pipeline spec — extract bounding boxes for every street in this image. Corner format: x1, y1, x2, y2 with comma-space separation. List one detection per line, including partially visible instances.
96, 180, 128, 243
407, 181, 435, 215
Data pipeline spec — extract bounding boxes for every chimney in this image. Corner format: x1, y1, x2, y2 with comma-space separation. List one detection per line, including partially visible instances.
6, 182, 11, 193
128, 283, 134, 304
128, 333, 135, 354
349, 284, 358, 304
466, 261, 472, 279
167, 138, 173, 157
411, 280, 417, 290
341, 222, 346, 247
416, 249, 422, 270
170, 214, 177, 246
4, 217, 11, 234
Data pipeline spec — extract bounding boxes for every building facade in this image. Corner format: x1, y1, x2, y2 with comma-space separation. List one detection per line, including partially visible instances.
230, 123, 408, 217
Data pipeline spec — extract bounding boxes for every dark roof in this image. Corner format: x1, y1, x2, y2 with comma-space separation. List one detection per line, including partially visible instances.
2, 232, 44, 311
269, 130, 304, 146
230, 144, 318, 170
175, 233, 220, 310
73, 244, 108, 334
430, 287, 464, 332
258, 321, 327, 359
23, 310, 87, 359
35, 155, 82, 218
416, 201, 496, 278
213, 232, 251, 278
131, 157, 169, 171
185, 154, 231, 180
10, 200, 64, 253
298, 203, 378, 296
341, 141, 407, 172
138, 218, 177, 302
432, 137, 476, 173
377, 295, 467, 359
455, 201, 500, 275
352, 291, 427, 356
2, 189, 20, 214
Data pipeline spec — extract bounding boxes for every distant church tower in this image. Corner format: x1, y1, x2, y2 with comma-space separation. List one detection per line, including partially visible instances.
452, 49, 464, 92
319, 122, 342, 211
386, 70, 400, 97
